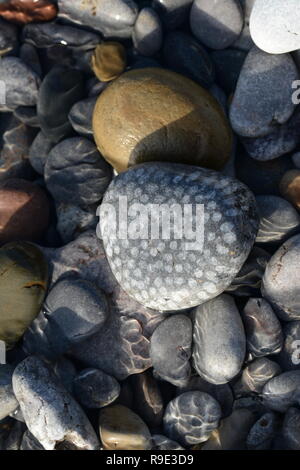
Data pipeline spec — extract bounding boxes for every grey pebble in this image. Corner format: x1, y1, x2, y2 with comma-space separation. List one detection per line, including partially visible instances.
246, 412, 279, 450
3, 420, 26, 450
278, 322, 300, 371
0, 18, 18, 57
151, 434, 184, 450
56, 203, 98, 244
13, 106, 39, 128
20, 430, 44, 451
262, 370, 300, 413
29, 131, 55, 176
53, 357, 77, 395
0, 365, 19, 420
68, 96, 98, 137
19, 43, 42, 77
130, 371, 164, 429
234, 358, 281, 396
281, 407, 300, 450
74, 368, 120, 409
133, 7, 162, 57
152, 0, 193, 30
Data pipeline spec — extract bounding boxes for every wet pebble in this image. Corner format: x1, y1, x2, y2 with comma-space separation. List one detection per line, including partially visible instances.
152, 0, 193, 30
281, 407, 300, 450
278, 322, 300, 371
133, 7, 162, 57
74, 368, 120, 409
130, 371, 164, 429
68, 96, 97, 137
0, 18, 18, 56
91, 42, 127, 82
56, 203, 98, 244
235, 358, 281, 396
0, 365, 19, 420
246, 412, 280, 450
29, 130, 54, 175
262, 370, 300, 412
151, 434, 184, 450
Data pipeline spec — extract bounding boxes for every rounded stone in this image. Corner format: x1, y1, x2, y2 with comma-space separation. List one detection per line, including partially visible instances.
150, 314, 192, 387
152, 0, 193, 30
262, 235, 300, 321
190, 0, 243, 50
279, 170, 300, 210
0, 365, 19, 420
262, 370, 300, 413
0, 241, 48, 348
0, 179, 50, 245
237, 358, 281, 395
100, 162, 259, 311
130, 371, 164, 429
246, 412, 279, 450
278, 322, 300, 371
151, 434, 184, 450
0, 0, 57, 24
93, 68, 233, 173
91, 42, 127, 82
133, 7, 162, 57
99, 404, 152, 450
192, 294, 246, 385
163, 391, 221, 446
74, 368, 120, 409
68, 96, 97, 137
29, 131, 54, 175
44, 137, 113, 209
0, 18, 18, 56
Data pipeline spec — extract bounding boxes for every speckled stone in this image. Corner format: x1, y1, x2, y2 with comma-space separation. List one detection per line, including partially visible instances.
133, 7, 162, 57
68, 96, 97, 137
278, 322, 300, 371
262, 371, 300, 413
256, 196, 300, 244
151, 434, 184, 450
0, 242, 48, 348
91, 42, 127, 82
246, 412, 279, 450
235, 358, 281, 396
100, 163, 259, 311
74, 368, 120, 409
93, 68, 233, 173
150, 314, 192, 387
163, 391, 221, 446
152, 0, 193, 30
12, 356, 99, 450
192, 294, 246, 385
99, 404, 152, 450
279, 170, 300, 210
0, 0, 57, 24
0, 18, 18, 56
0, 365, 19, 420
230, 47, 298, 138
190, 0, 243, 50
262, 235, 300, 321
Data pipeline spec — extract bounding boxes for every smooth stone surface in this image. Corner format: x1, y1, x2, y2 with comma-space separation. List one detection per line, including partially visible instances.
22, 22, 101, 50
56, 203, 98, 244
0, 365, 18, 420
246, 412, 279, 450
242, 298, 283, 357
91, 42, 127, 82
74, 368, 120, 409
13, 357, 99, 450
37, 65, 85, 144
280, 170, 300, 210
211, 48, 246, 95
29, 130, 54, 175
44, 137, 113, 209
0, 0, 57, 24
163, 391, 221, 446
130, 370, 164, 428
150, 315, 192, 387
278, 322, 300, 371
0, 18, 18, 56
192, 294, 246, 385
152, 434, 184, 450
281, 407, 300, 450
233, 0, 255, 51
93, 68, 233, 173
230, 47, 298, 138
262, 371, 300, 413
0, 242, 48, 348
256, 196, 300, 244
201, 409, 256, 450
99, 404, 152, 450
262, 235, 300, 321
23, 278, 108, 359
0, 57, 40, 111
190, 0, 243, 50
236, 358, 281, 396
100, 163, 259, 311
0, 179, 50, 244
68, 96, 97, 137
58, 0, 138, 39
133, 7, 162, 57
163, 31, 214, 88
152, 0, 193, 30
53, 357, 77, 395
250, 0, 300, 54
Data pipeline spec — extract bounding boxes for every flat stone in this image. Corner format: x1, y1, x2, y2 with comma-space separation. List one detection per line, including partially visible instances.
133, 7, 162, 57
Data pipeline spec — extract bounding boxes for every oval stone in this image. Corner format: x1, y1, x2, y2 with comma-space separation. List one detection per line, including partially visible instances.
262, 370, 300, 413
280, 170, 300, 210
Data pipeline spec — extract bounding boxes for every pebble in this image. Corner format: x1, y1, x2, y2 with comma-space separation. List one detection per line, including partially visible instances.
93, 68, 232, 173
37, 65, 85, 143
58, 0, 138, 39
246, 412, 279, 450
249, 0, 300, 54
29, 131, 54, 175
0, 57, 40, 111
0, 18, 18, 56
3, 420, 25, 450
150, 314, 192, 387
163, 31, 215, 88
19, 43, 42, 77
56, 203, 98, 244
255, 196, 300, 244
235, 358, 281, 396
0, 365, 19, 420
0, 242, 48, 348
190, 0, 243, 50
211, 48, 246, 95
23, 278, 108, 359
130, 371, 164, 429
133, 7, 162, 57
242, 298, 283, 357
163, 391, 221, 446
0, 179, 50, 244
151, 434, 184, 450
74, 368, 120, 409
233, 0, 255, 51
13, 106, 39, 128
53, 357, 77, 395
279, 170, 300, 210
100, 163, 259, 311
152, 0, 193, 30
12, 356, 99, 450
99, 404, 152, 450
230, 47, 298, 138
278, 322, 300, 371
44, 137, 113, 209
262, 234, 300, 321
68, 96, 97, 137
20, 430, 44, 450
281, 407, 300, 450
262, 370, 300, 413
0, 0, 57, 24
192, 294, 246, 385
91, 42, 127, 82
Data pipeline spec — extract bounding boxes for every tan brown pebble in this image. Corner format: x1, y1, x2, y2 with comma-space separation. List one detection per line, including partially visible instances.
99, 404, 152, 450
93, 67, 233, 173
0, 179, 50, 245
91, 42, 127, 83
0, 0, 57, 24
0, 241, 48, 348
280, 169, 300, 210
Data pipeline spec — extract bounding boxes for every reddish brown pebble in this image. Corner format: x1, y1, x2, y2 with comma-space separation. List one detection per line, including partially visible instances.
0, 178, 50, 245
280, 169, 300, 210
0, 0, 57, 24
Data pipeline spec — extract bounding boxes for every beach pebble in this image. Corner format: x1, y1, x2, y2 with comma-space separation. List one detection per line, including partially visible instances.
130, 371, 164, 428
278, 322, 300, 371
152, 0, 193, 30
0, 365, 19, 420
280, 170, 300, 210
91, 42, 127, 82
56, 203, 98, 244
235, 358, 281, 396
74, 368, 120, 409
151, 434, 184, 450
262, 370, 300, 412
281, 407, 300, 450
68, 96, 97, 137
0, 18, 18, 56
246, 412, 279, 450
133, 7, 162, 57
29, 131, 54, 175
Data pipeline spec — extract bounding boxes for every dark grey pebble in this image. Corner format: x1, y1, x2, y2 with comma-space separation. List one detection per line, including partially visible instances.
130, 371, 164, 429
292, 151, 300, 169
19, 43, 42, 77
262, 370, 300, 412
163, 391, 221, 446
152, 0, 193, 30
0, 365, 19, 420
56, 203, 98, 244
281, 407, 300, 450
278, 322, 300, 371
29, 131, 55, 175
211, 48, 246, 95
53, 357, 77, 395
0, 18, 18, 57
163, 31, 215, 88
151, 434, 184, 450
68, 96, 97, 137
246, 412, 280, 450
3, 420, 25, 451
234, 358, 281, 396
133, 7, 162, 57
73, 368, 120, 409
13, 106, 39, 128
